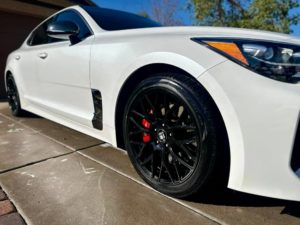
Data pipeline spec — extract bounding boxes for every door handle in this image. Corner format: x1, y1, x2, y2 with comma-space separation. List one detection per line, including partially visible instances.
38, 52, 48, 59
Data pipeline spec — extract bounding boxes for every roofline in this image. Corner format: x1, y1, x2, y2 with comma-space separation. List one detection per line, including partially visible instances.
69, 0, 96, 6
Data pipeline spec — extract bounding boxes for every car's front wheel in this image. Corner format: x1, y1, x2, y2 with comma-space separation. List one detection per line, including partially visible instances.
123, 74, 228, 198
6, 74, 25, 117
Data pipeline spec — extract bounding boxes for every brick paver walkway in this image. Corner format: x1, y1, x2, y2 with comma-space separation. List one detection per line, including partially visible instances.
0, 187, 25, 225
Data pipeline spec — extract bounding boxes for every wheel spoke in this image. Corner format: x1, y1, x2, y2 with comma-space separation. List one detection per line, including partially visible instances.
158, 153, 163, 182
177, 136, 198, 146
151, 155, 155, 178
151, 146, 164, 178
173, 160, 181, 181
153, 93, 159, 109
173, 140, 196, 160
132, 110, 148, 120
140, 153, 153, 166
172, 153, 193, 170
130, 140, 144, 146
163, 160, 175, 183
129, 117, 148, 131
184, 142, 197, 152
137, 143, 147, 158
151, 150, 157, 178
129, 130, 144, 137
145, 95, 155, 111
170, 125, 196, 131
139, 100, 147, 115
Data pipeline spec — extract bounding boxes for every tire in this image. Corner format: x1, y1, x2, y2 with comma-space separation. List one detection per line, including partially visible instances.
123, 73, 228, 198
6, 75, 25, 117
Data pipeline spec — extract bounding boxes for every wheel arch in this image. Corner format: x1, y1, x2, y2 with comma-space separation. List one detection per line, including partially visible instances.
115, 64, 230, 184
116, 64, 187, 148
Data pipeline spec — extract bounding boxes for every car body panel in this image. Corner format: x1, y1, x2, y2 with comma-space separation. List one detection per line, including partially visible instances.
5, 5, 300, 201
199, 60, 300, 201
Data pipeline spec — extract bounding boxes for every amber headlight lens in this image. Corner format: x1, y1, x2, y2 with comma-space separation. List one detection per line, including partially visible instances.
192, 38, 300, 83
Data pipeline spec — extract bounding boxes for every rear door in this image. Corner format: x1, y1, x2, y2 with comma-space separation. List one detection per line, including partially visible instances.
35, 9, 95, 127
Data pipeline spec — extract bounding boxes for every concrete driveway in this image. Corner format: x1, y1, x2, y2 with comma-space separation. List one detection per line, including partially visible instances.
0, 102, 300, 225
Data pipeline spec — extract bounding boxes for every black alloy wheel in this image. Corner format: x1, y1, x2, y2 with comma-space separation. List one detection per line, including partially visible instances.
123, 74, 227, 198
6, 75, 24, 116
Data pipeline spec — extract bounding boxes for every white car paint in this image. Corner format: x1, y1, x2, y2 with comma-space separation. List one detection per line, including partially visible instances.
5, 5, 300, 201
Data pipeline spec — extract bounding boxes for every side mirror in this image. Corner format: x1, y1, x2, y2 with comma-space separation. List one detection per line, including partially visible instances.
47, 21, 79, 40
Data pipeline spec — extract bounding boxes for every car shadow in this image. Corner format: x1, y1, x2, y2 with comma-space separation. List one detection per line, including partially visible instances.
21, 111, 40, 118
190, 188, 300, 218
281, 203, 300, 218
0, 100, 39, 118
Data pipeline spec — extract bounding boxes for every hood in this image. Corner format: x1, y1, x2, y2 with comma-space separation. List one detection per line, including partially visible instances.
96, 26, 300, 45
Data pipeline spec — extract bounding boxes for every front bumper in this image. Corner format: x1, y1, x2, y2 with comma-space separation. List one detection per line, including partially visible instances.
198, 60, 300, 201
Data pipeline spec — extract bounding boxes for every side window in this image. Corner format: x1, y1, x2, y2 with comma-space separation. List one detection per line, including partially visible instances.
55, 10, 92, 40
28, 17, 61, 46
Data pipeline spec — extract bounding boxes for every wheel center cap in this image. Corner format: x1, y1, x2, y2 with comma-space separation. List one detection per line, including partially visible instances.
157, 129, 167, 143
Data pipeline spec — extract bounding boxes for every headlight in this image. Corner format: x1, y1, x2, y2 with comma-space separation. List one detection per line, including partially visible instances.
192, 38, 300, 83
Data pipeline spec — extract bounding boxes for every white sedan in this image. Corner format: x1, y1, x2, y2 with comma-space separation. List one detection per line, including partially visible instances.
5, 5, 300, 201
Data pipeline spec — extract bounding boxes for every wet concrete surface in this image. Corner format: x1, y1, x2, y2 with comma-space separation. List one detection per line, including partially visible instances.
1, 102, 300, 225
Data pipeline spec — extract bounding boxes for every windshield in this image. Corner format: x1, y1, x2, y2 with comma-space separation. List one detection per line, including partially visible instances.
81, 6, 162, 31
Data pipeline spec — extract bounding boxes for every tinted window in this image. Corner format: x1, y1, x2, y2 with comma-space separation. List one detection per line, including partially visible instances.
82, 6, 162, 31
55, 10, 92, 40
29, 17, 61, 46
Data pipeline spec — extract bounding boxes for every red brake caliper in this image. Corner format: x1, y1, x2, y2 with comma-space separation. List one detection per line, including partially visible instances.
142, 119, 151, 143
142, 110, 153, 143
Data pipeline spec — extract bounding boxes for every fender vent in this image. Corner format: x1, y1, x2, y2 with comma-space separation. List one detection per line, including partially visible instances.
291, 120, 300, 173
92, 89, 103, 130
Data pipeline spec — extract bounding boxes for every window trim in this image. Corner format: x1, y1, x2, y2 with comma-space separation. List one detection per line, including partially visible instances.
26, 16, 56, 47
26, 9, 94, 47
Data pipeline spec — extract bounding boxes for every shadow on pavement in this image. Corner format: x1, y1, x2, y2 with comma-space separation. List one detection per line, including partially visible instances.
190, 188, 300, 218
281, 203, 300, 218
21, 111, 40, 118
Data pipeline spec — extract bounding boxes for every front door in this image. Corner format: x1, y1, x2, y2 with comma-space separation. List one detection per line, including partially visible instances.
35, 9, 95, 127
